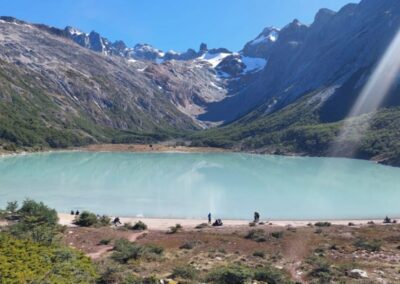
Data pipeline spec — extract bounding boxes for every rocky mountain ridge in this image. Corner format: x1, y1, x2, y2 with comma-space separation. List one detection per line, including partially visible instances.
1, 0, 400, 166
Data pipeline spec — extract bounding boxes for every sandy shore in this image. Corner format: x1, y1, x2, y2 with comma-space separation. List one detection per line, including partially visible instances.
58, 213, 386, 230
73, 144, 226, 153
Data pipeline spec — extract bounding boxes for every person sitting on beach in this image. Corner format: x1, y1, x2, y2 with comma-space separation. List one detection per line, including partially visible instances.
70, 210, 74, 215
75, 210, 80, 216
384, 216, 392, 224
113, 217, 121, 226
254, 212, 260, 223
208, 213, 212, 224
212, 219, 223, 227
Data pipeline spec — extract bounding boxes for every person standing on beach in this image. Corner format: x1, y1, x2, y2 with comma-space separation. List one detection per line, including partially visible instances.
208, 212, 212, 224
254, 212, 260, 223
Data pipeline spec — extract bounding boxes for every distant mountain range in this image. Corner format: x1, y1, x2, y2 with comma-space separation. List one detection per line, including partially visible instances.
0, 0, 399, 166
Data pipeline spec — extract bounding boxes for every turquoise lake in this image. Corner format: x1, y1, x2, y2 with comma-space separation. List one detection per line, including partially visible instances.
0, 152, 399, 220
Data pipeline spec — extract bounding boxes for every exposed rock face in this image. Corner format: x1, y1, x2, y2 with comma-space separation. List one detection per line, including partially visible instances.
241, 27, 279, 58
216, 54, 245, 77
198, 0, 400, 123
0, 17, 200, 141
1, 0, 400, 140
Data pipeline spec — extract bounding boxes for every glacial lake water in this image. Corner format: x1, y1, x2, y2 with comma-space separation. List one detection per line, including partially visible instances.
0, 152, 399, 220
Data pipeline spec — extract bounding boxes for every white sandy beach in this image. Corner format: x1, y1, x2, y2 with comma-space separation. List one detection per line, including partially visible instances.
58, 213, 386, 230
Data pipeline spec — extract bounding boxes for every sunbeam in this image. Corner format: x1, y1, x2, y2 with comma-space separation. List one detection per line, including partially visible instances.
330, 27, 400, 157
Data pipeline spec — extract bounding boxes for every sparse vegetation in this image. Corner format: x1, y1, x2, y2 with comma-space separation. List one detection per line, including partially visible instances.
205, 264, 291, 284
171, 265, 198, 280
252, 250, 265, 258
180, 240, 201, 250
0, 200, 97, 283
74, 211, 98, 227
74, 211, 111, 227
271, 231, 284, 239
354, 238, 382, 252
123, 220, 148, 231
245, 229, 267, 242
308, 258, 333, 283
2, 199, 400, 282
195, 223, 209, 229
5, 201, 18, 214
111, 239, 164, 263
0, 233, 97, 283
99, 239, 112, 245
8, 199, 62, 245
167, 223, 183, 234
206, 265, 253, 284
314, 222, 331, 227
132, 220, 148, 231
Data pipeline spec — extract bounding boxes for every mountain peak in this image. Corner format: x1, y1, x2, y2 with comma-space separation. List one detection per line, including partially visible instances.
65, 26, 84, 36
314, 8, 336, 25
199, 43, 208, 54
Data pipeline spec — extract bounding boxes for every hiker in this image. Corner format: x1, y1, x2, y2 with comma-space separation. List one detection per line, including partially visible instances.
113, 217, 121, 226
70, 210, 74, 215
254, 212, 260, 223
384, 216, 392, 224
212, 219, 223, 227
75, 210, 80, 216
208, 212, 212, 224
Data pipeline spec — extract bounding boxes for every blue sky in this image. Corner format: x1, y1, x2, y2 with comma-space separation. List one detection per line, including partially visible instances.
2, 0, 359, 52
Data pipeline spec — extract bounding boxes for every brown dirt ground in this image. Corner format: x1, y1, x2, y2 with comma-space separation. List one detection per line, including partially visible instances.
62, 223, 400, 282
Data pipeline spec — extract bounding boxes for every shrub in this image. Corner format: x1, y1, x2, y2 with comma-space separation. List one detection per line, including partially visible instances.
145, 244, 164, 255
171, 265, 198, 280
96, 260, 152, 284
3, 143, 17, 151
167, 224, 182, 234
123, 221, 148, 231
245, 229, 267, 242
0, 233, 97, 283
253, 266, 291, 284
98, 215, 111, 226
112, 239, 142, 263
6, 201, 18, 214
123, 222, 132, 230
354, 238, 382, 252
132, 221, 148, 231
253, 251, 265, 258
206, 265, 252, 284
9, 199, 61, 245
309, 259, 332, 282
205, 264, 292, 284
271, 231, 284, 239
314, 222, 331, 227
195, 223, 208, 229
74, 211, 98, 227
74, 211, 111, 227
18, 199, 58, 226
112, 239, 163, 263
180, 241, 196, 250
99, 239, 112, 245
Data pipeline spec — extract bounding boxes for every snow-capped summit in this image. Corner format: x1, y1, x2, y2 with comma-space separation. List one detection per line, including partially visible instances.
241, 27, 280, 58
65, 26, 84, 36
249, 27, 279, 46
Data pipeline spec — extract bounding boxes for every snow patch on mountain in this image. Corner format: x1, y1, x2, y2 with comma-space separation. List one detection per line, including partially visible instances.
241, 57, 267, 73
250, 29, 279, 45
198, 52, 231, 68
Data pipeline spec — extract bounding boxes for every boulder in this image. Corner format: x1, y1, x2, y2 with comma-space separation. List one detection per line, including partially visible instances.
349, 269, 368, 279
